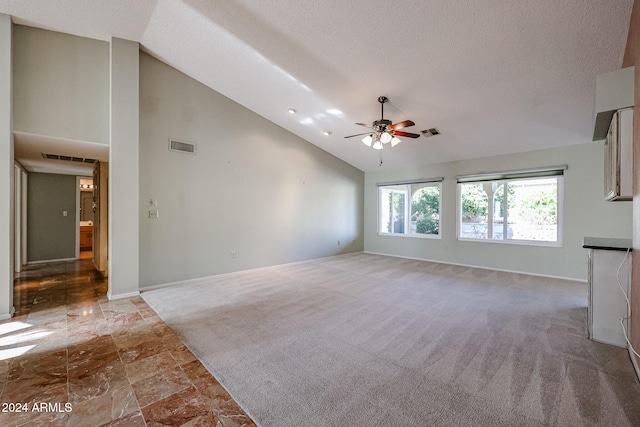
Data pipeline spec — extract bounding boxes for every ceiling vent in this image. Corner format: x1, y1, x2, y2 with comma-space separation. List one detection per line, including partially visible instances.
42, 153, 97, 163
421, 128, 440, 138
169, 139, 197, 155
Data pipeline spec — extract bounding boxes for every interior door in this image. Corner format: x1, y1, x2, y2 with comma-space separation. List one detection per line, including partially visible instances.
92, 161, 109, 277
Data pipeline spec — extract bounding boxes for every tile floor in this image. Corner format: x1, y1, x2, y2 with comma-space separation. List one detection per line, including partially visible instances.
0, 258, 256, 427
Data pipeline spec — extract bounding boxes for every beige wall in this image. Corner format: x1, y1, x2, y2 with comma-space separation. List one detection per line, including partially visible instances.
364, 142, 632, 281
108, 38, 140, 299
12, 25, 109, 143
622, 0, 640, 372
0, 14, 13, 319
138, 52, 364, 287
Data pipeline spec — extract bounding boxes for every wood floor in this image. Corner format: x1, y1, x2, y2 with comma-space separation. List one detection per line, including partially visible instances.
0, 259, 256, 427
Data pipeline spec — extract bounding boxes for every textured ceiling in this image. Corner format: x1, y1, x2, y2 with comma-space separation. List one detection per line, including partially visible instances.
2, 0, 633, 172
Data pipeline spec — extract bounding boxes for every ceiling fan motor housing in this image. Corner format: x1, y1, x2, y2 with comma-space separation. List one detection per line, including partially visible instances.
374, 119, 392, 132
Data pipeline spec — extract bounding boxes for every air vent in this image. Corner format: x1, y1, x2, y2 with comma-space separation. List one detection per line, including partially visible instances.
42, 153, 97, 163
421, 128, 441, 138
169, 139, 197, 155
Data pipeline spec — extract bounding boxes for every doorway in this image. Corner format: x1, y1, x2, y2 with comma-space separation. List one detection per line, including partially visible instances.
78, 177, 94, 260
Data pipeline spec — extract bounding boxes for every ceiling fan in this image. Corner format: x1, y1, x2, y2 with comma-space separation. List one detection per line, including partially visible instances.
345, 96, 420, 149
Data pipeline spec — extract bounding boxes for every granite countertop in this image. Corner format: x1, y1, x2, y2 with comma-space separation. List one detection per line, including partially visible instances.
582, 237, 632, 251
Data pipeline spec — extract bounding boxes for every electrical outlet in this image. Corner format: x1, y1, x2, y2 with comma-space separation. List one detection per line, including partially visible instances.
149, 210, 159, 219
337, 240, 341, 246
231, 251, 237, 258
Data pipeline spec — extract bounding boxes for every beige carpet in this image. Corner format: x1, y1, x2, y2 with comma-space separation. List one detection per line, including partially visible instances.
142, 253, 640, 426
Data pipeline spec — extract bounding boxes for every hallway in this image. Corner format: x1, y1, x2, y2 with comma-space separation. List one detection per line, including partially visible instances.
0, 260, 255, 426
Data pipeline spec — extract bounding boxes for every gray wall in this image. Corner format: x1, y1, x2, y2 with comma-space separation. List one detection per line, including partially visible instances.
364, 142, 632, 281
27, 173, 76, 262
0, 14, 13, 319
12, 25, 109, 143
139, 53, 364, 287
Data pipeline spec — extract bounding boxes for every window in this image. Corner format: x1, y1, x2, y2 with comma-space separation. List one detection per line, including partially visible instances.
378, 180, 441, 238
457, 167, 564, 245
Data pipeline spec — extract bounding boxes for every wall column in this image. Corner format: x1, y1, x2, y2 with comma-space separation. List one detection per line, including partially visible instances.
623, 0, 640, 377
108, 38, 139, 299
0, 14, 13, 319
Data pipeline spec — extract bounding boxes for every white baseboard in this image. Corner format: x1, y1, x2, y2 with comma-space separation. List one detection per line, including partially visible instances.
107, 291, 140, 301
363, 251, 586, 283
0, 304, 13, 321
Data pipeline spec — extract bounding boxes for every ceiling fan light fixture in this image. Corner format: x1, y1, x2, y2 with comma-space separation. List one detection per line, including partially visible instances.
344, 97, 419, 154
380, 132, 392, 144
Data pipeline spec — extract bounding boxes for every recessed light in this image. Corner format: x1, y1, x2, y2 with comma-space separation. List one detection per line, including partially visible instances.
288, 108, 297, 114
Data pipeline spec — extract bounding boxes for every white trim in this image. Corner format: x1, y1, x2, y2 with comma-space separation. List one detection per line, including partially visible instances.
363, 251, 585, 283
0, 313, 11, 321
378, 182, 442, 238
376, 177, 443, 186
21, 170, 27, 267
107, 290, 140, 300
456, 165, 567, 183
378, 232, 442, 240
75, 176, 81, 259
456, 237, 562, 247
14, 164, 20, 273
456, 175, 563, 246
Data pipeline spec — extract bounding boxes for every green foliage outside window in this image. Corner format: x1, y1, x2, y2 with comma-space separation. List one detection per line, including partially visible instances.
518, 189, 557, 225
461, 184, 488, 222
411, 187, 439, 235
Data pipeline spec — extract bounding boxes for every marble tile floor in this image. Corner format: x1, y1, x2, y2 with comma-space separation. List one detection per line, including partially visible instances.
0, 259, 256, 427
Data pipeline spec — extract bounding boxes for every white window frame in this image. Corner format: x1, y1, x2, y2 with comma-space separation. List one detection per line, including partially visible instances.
456, 167, 565, 247
377, 178, 443, 239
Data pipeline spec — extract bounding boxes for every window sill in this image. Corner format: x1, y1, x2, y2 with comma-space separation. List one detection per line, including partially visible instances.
456, 237, 562, 248
378, 232, 441, 240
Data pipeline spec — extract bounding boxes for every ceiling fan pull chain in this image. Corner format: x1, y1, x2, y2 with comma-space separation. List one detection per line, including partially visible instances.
379, 151, 383, 166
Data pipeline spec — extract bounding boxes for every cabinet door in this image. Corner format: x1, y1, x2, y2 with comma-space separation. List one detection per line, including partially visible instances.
604, 109, 633, 201
604, 112, 619, 200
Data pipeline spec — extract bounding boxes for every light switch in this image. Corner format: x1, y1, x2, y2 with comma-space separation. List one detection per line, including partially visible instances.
149, 210, 159, 219
63, 210, 68, 217
149, 199, 157, 206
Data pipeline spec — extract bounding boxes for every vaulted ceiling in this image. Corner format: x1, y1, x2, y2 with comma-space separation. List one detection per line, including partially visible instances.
1, 0, 633, 172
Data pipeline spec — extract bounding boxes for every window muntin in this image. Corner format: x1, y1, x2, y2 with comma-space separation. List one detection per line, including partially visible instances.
458, 176, 561, 245
379, 183, 441, 238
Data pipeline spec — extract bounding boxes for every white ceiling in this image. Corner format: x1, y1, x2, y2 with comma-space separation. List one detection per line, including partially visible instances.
2, 0, 633, 172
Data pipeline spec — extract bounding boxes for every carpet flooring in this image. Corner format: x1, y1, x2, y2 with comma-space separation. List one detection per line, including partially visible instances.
142, 253, 640, 426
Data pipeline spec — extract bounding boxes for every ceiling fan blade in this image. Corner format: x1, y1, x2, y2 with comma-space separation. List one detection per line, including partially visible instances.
390, 120, 415, 131
393, 131, 421, 139
355, 122, 375, 129
344, 132, 373, 139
